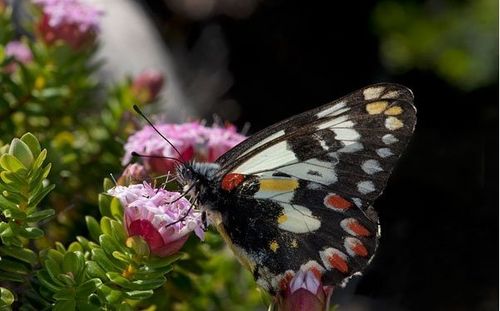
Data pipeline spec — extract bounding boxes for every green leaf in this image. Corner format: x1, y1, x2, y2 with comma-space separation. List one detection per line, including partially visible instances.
0, 246, 37, 264
98, 194, 112, 218
0, 287, 14, 306
44, 258, 65, 286
85, 216, 101, 242
53, 299, 76, 311
100, 235, 125, 257
122, 290, 153, 300
110, 220, 126, 243
91, 249, 124, 273
110, 198, 123, 220
75, 279, 100, 299
0, 270, 25, 282
28, 184, 55, 208
0, 154, 26, 172
8, 139, 33, 169
0, 257, 30, 275
31, 149, 47, 170
37, 270, 62, 292
103, 178, 114, 192
26, 209, 55, 222
85, 261, 106, 280
20, 133, 41, 159
62, 252, 83, 276
19, 227, 44, 239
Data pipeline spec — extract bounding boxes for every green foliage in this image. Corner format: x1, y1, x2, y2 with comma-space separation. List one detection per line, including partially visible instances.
0, 2, 265, 310
373, 0, 498, 90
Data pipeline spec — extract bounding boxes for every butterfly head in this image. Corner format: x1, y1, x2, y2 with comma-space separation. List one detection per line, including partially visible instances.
176, 162, 221, 208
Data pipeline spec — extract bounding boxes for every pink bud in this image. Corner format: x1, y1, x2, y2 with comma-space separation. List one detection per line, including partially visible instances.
277, 270, 334, 311
132, 70, 165, 103
117, 163, 149, 186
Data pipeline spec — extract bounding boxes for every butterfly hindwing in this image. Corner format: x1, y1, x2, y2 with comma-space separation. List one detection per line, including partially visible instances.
210, 83, 416, 292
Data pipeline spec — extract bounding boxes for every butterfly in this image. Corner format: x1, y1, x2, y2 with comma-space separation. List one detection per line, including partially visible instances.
172, 83, 417, 294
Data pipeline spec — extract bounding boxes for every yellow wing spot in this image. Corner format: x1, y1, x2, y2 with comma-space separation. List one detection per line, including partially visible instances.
291, 239, 298, 248
259, 178, 299, 192
270, 240, 279, 253
277, 214, 288, 224
385, 117, 404, 130
366, 101, 388, 115
384, 106, 403, 115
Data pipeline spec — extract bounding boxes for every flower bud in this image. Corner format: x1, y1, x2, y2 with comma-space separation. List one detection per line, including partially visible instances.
117, 163, 148, 186
131, 70, 165, 103
277, 270, 334, 311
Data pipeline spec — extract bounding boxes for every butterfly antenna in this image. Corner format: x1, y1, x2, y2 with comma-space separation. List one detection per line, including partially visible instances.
131, 151, 184, 165
132, 105, 185, 163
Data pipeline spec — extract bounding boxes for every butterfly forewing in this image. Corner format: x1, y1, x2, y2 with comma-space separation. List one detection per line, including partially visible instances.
212, 83, 416, 292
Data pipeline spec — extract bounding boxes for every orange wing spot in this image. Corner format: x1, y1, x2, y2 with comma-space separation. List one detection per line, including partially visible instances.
348, 221, 371, 237
328, 254, 349, 273
352, 241, 368, 257
325, 194, 352, 210
221, 173, 245, 191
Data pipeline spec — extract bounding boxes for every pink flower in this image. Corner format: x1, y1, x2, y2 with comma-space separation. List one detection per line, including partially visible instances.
277, 270, 334, 311
122, 122, 246, 173
34, 0, 103, 49
132, 70, 165, 103
4, 41, 33, 73
108, 182, 204, 257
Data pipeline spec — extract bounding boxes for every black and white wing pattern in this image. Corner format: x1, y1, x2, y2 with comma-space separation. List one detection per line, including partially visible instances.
213, 83, 416, 293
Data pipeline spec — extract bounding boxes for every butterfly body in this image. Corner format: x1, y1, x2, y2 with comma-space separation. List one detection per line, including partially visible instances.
177, 83, 416, 293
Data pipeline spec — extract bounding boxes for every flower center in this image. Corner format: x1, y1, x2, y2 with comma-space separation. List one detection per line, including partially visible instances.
128, 220, 165, 251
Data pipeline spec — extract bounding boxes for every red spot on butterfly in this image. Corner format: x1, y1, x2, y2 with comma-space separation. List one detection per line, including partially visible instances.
351, 240, 368, 257
328, 254, 349, 273
221, 173, 245, 191
324, 194, 352, 210
279, 271, 295, 291
348, 221, 371, 237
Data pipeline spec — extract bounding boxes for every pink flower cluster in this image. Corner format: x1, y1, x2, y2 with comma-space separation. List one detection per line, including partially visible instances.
4, 41, 33, 73
34, 0, 103, 49
123, 122, 246, 172
108, 182, 204, 257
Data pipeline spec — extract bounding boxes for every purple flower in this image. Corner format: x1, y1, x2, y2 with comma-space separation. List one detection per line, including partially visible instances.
277, 269, 334, 311
4, 41, 33, 73
34, 0, 103, 49
132, 70, 165, 103
123, 122, 246, 173
108, 182, 204, 257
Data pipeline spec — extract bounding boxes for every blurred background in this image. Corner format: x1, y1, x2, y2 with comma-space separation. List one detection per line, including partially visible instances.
3, 0, 498, 310
107, 0, 498, 309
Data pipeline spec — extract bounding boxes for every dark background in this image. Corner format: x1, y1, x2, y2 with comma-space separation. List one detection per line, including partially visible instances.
141, 1, 498, 310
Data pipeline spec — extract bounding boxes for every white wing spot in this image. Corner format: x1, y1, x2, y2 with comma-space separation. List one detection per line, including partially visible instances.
381, 90, 400, 99
357, 181, 375, 194
352, 198, 362, 207
235, 141, 297, 174
278, 159, 338, 185
239, 130, 285, 158
317, 115, 349, 130
316, 101, 349, 118
361, 159, 383, 175
385, 117, 404, 130
333, 128, 360, 141
376, 148, 394, 158
382, 134, 398, 145
338, 142, 363, 153
278, 203, 321, 233
363, 86, 385, 100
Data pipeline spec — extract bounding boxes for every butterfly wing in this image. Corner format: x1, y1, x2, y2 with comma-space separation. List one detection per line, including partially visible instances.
213, 83, 416, 292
